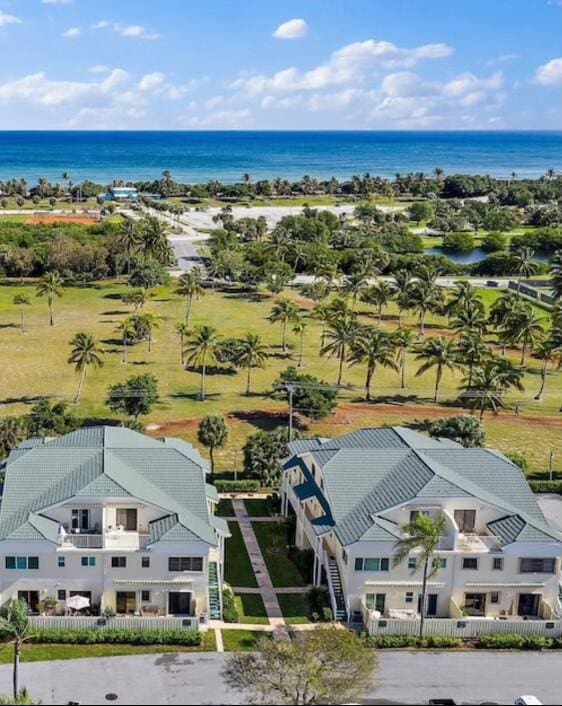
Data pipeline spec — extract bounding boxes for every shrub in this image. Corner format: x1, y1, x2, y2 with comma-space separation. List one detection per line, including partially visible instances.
478, 634, 527, 650
422, 635, 462, 649
367, 635, 419, 649
222, 588, 239, 624
529, 480, 562, 495
214, 479, 260, 493
31, 629, 201, 646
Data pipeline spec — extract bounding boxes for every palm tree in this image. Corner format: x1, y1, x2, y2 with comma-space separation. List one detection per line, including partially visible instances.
36, 272, 64, 326
457, 331, 491, 389
184, 325, 221, 401
310, 302, 332, 351
13, 294, 30, 334
508, 308, 545, 365
349, 327, 398, 401
362, 281, 395, 322
393, 514, 446, 639
141, 312, 161, 354
393, 270, 413, 325
513, 247, 537, 292
139, 216, 173, 264
0, 599, 34, 700
176, 268, 205, 326
551, 251, 562, 301
488, 291, 525, 355
393, 326, 416, 389
118, 218, 140, 275
117, 317, 137, 364
446, 281, 483, 318
175, 323, 190, 366
407, 280, 441, 336
68, 332, 104, 404
534, 338, 559, 401
463, 358, 524, 419
415, 336, 460, 403
233, 332, 269, 395
268, 299, 300, 354
450, 306, 487, 336
321, 315, 359, 385
341, 273, 368, 309
292, 316, 309, 368
122, 288, 147, 311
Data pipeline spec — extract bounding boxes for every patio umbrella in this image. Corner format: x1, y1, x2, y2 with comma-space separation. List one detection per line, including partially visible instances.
66, 595, 90, 611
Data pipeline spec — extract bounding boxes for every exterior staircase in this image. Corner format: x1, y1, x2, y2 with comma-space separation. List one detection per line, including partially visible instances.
208, 561, 221, 620
327, 557, 347, 622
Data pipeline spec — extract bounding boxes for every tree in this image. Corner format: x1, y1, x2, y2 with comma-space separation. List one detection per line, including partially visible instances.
36, 272, 64, 326
129, 260, 170, 290
198, 416, 228, 480
269, 299, 300, 354
551, 251, 562, 301
106, 374, 159, 421
184, 325, 221, 401
175, 323, 190, 366
462, 358, 524, 419
349, 327, 398, 401
272, 367, 338, 422
415, 336, 460, 403
321, 315, 359, 385
117, 218, 140, 275
243, 427, 294, 487
12, 295, 30, 335
176, 268, 204, 326
429, 415, 485, 448
504, 307, 545, 366
456, 332, 490, 389
117, 317, 138, 364
292, 316, 309, 368
233, 332, 269, 395
223, 625, 378, 706
68, 332, 104, 404
0, 600, 33, 700
393, 270, 413, 325
139, 216, 173, 264
406, 279, 442, 336
393, 327, 415, 389
534, 338, 559, 401
393, 515, 446, 639
26, 400, 79, 438
0, 418, 27, 460
513, 246, 537, 291
362, 281, 395, 322
122, 288, 147, 311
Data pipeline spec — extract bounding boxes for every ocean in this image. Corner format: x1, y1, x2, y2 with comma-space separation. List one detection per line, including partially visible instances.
0, 131, 560, 185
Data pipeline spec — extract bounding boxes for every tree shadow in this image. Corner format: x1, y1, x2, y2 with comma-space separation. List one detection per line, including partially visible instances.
229, 410, 289, 432
170, 391, 222, 401
184, 365, 237, 377
0, 323, 17, 330
0, 394, 51, 406
101, 310, 129, 316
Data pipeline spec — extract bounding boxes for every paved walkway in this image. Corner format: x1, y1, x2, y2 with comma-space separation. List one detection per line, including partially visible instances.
232, 499, 285, 627
231, 586, 311, 595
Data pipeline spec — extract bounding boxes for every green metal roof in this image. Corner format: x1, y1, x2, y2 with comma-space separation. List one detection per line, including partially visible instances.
0, 426, 221, 546
283, 426, 561, 547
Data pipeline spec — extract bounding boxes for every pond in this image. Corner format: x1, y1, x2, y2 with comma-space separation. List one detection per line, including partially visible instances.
425, 247, 551, 265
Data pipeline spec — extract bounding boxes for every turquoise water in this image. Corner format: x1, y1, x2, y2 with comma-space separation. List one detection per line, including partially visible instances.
0, 131, 560, 184
426, 247, 551, 265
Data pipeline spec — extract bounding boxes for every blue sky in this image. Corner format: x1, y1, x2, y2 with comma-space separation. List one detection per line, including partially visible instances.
0, 0, 561, 129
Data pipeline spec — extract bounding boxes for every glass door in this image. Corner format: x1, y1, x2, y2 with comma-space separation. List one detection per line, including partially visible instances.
116, 592, 137, 615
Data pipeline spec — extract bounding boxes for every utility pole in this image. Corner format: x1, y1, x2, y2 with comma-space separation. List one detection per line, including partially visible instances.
549, 451, 554, 482
287, 384, 295, 441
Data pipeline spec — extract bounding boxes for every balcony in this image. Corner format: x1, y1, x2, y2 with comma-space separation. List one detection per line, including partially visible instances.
60, 528, 150, 551
455, 533, 500, 553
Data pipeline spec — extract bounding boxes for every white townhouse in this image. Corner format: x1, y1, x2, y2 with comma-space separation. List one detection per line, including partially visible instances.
281, 427, 562, 627
0, 427, 229, 623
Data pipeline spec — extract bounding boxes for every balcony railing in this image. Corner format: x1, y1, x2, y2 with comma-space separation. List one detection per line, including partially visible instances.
60, 531, 150, 550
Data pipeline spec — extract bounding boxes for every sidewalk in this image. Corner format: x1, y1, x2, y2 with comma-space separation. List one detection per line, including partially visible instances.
232, 499, 285, 627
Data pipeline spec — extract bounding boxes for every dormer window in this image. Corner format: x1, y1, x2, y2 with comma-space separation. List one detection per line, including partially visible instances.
116, 509, 138, 531
454, 509, 476, 533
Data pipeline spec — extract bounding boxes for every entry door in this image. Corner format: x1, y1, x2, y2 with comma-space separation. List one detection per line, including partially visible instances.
427, 594, 438, 616
116, 592, 137, 615
168, 592, 191, 615
464, 593, 486, 616
18, 591, 39, 612
518, 593, 540, 617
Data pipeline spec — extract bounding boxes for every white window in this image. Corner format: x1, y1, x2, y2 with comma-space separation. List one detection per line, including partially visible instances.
405, 592, 414, 604
408, 557, 417, 570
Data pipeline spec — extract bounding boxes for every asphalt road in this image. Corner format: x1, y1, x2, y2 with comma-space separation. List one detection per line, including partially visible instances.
0, 651, 556, 705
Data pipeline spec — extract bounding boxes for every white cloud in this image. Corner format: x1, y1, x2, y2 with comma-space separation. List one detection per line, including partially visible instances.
535, 58, 562, 86
62, 27, 81, 39
92, 21, 161, 40
0, 11, 21, 27
232, 38, 453, 94
273, 18, 308, 40
138, 72, 167, 92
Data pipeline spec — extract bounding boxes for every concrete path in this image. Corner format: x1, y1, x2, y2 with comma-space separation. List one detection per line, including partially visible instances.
231, 586, 311, 595
232, 499, 285, 627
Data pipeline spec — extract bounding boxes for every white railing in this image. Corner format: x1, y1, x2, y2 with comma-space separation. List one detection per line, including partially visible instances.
61, 534, 103, 549
30, 615, 200, 632
60, 532, 150, 550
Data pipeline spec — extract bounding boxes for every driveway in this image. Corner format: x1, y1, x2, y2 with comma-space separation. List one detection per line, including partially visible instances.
1, 650, 557, 705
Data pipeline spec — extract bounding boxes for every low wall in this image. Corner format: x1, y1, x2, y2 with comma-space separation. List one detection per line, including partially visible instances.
29, 615, 199, 632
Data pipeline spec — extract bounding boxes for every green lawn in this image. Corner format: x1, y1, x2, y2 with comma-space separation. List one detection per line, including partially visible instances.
277, 594, 311, 625
234, 593, 269, 625
217, 498, 235, 517
252, 522, 306, 588
0, 643, 207, 664
221, 629, 268, 652
225, 521, 258, 588
0, 279, 561, 472
244, 498, 279, 517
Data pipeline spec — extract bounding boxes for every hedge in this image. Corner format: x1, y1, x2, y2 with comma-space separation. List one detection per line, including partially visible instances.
529, 480, 562, 495
367, 635, 461, 649
30, 629, 201, 646
478, 634, 553, 650
214, 480, 261, 493
367, 633, 557, 650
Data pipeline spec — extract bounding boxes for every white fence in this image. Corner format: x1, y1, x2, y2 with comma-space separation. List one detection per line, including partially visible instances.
29, 616, 199, 632
364, 615, 562, 639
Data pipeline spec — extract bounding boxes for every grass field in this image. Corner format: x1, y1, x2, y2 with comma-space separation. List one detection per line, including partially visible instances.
221, 629, 266, 652
0, 279, 561, 472
225, 521, 257, 588
277, 594, 311, 625
252, 522, 307, 588
234, 593, 269, 625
